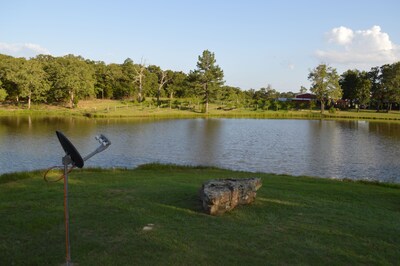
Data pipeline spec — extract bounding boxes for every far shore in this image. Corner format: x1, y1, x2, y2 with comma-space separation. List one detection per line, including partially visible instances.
1, 99, 400, 121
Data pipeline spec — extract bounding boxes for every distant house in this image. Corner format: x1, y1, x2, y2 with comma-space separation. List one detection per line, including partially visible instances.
284, 93, 317, 109
293, 93, 316, 102
276, 93, 317, 103
277, 97, 289, 102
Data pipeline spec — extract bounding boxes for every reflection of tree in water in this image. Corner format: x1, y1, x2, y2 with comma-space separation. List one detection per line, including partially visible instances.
0, 116, 98, 137
305, 120, 400, 181
306, 120, 341, 176
368, 122, 400, 140
306, 120, 367, 179
186, 118, 222, 165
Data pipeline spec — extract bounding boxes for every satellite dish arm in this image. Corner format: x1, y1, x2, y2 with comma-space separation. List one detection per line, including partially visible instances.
83, 134, 111, 161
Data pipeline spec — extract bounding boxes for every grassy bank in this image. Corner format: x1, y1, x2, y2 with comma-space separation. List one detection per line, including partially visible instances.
1, 99, 400, 121
1, 164, 399, 265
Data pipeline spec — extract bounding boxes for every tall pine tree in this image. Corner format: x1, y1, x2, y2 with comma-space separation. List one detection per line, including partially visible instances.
189, 50, 224, 113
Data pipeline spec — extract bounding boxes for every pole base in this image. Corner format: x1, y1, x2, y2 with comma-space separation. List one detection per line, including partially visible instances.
60, 262, 78, 266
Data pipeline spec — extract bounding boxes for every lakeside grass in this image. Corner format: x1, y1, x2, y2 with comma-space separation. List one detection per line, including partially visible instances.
1, 99, 400, 121
1, 164, 399, 265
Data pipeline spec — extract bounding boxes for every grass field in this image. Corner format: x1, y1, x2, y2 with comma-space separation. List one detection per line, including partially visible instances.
1, 164, 399, 265
1, 99, 400, 121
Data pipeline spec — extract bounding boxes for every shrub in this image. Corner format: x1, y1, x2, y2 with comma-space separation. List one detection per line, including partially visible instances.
0, 88, 8, 102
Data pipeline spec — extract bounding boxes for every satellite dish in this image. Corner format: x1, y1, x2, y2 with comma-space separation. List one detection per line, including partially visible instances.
56, 131, 84, 168
47, 131, 111, 265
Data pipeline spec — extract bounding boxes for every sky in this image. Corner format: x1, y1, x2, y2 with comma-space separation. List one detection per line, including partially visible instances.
1, 0, 399, 92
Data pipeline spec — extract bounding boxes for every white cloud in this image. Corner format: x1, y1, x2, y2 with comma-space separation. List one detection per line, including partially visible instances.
316, 25, 400, 67
0, 42, 50, 58
328, 26, 354, 45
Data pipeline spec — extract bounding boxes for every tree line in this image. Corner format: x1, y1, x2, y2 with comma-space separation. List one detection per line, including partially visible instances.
0, 51, 399, 112
0, 51, 227, 111
308, 62, 400, 113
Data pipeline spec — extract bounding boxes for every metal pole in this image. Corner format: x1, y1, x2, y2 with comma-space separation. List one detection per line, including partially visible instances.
63, 156, 72, 266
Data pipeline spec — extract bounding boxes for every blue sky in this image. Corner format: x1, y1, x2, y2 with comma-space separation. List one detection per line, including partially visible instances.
1, 0, 399, 92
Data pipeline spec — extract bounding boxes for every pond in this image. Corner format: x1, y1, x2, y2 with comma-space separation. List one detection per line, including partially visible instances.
0, 116, 399, 183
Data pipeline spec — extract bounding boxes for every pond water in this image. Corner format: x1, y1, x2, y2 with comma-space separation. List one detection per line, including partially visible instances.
0, 116, 399, 183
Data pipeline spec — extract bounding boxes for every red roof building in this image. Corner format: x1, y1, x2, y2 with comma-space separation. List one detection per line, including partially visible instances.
294, 93, 316, 100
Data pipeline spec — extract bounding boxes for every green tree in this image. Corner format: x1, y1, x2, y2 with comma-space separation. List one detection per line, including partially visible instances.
299, 86, 308, 94
105, 63, 126, 99
0, 80, 7, 102
0, 57, 49, 108
165, 71, 188, 108
148, 65, 173, 107
273, 100, 282, 111
0, 54, 20, 102
189, 50, 224, 113
0, 88, 7, 102
18, 59, 50, 109
87, 60, 109, 99
368, 66, 385, 111
257, 84, 279, 100
381, 62, 400, 111
252, 85, 279, 110
142, 70, 158, 100
340, 69, 371, 110
308, 64, 342, 113
369, 63, 400, 112
340, 69, 359, 103
47, 55, 95, 107
216, 86, 243, 108
121, 58, 137, 100
279, 91, 295, 99
356, 71, 371, 111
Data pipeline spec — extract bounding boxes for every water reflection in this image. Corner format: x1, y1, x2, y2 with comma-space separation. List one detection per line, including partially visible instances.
0, 116, 399, 183
368, 122, 400, 140
185, 119, 222, 165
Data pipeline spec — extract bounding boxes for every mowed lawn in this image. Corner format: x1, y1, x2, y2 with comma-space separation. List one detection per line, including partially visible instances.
0, 164, 399, 265
1, 99, 400, 121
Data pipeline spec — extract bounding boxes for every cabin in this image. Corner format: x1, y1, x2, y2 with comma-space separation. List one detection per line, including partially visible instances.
273, 93, 317, 109
294, 93, 316, 101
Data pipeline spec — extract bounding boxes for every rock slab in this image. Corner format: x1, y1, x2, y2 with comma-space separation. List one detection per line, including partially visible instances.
200, 178, 262, 215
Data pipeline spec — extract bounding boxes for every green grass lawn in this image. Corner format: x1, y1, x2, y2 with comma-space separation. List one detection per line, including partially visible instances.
1, 99, 400, 121
1, 164, 399, 265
